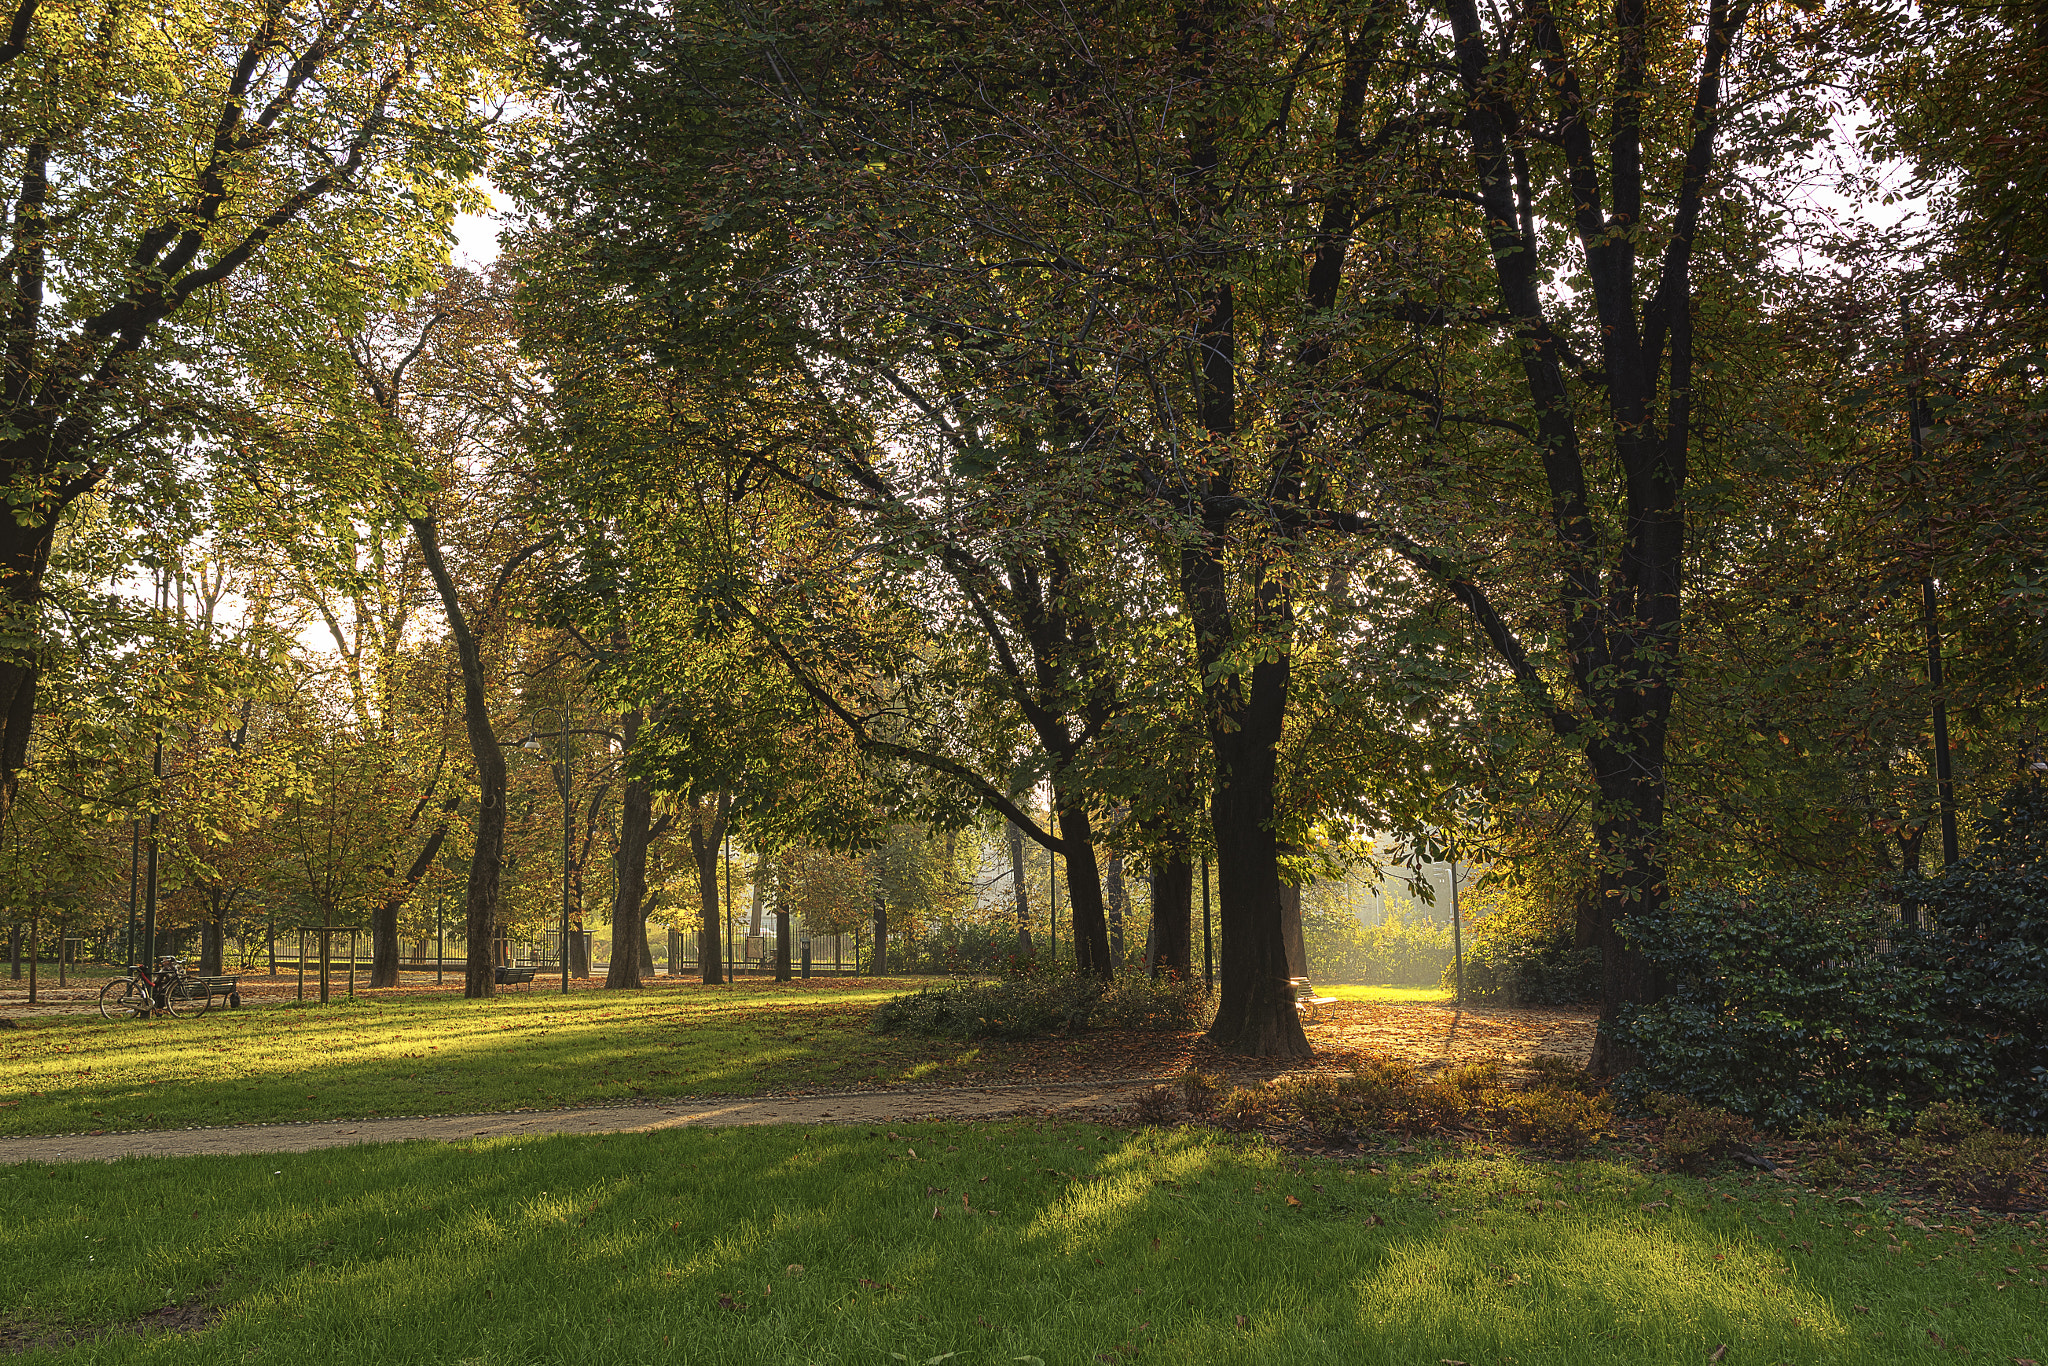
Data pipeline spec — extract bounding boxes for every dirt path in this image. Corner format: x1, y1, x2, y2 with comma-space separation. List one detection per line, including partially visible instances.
0, 1081, 1162, 1165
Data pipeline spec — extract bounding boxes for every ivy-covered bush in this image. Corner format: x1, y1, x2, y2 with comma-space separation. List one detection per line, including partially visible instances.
1615, 779, 2048, 1132
1450, 900, 1599, 1005
1907, 778, 2048, 1131
1612, 880, 1974, 1129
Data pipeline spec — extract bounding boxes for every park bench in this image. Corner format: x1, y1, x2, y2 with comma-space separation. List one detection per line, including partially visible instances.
494, 966, 538, 989
170, 975, 242, 1013
1290, 977, 1335, 1025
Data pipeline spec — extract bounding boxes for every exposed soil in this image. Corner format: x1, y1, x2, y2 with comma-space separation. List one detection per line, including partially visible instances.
2, 1293, 220, 1356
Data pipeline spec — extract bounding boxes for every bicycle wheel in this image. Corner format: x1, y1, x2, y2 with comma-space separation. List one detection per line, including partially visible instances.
98, 978, 148, 1021
154, 981, 186, 1018
172, 981, 212, 1016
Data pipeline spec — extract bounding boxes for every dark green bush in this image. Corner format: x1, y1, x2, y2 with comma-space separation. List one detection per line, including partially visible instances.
871, 971, 1210, 1041
1906, 778, 2048, 1131
1613, 879, 1976, 1129
1615, 780, 2048, 1131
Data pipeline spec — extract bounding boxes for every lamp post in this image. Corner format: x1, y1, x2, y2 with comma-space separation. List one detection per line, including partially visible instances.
1449, 839, 1463, 1008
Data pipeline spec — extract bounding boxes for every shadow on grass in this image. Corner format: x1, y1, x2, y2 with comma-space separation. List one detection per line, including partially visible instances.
4, 1124, 2039, 1365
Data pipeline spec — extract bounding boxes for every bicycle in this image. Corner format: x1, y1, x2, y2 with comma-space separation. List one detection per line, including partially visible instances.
98, 956, 205, 1021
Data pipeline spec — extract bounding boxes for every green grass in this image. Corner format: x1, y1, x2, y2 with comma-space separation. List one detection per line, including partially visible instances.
3, 1124, 2041, 1364
1320, 984, 1450, 1004
1, 981, 981, 1138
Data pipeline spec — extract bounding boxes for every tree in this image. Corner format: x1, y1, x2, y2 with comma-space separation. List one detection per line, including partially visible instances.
1372, 0, 1839, 1069
0, 0, 526, 827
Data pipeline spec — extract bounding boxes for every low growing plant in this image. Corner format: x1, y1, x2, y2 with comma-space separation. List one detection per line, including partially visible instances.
1645, 1092, 1756, 1175
872, 971, 1209, 1041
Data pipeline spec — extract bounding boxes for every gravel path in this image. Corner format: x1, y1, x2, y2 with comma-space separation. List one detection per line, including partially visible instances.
0, 1080, 1160, 1165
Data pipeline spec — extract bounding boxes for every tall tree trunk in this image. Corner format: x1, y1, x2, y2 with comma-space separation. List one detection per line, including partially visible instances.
605, 711, 654, 989
411, 516, 504, 1000
1149, 851, 1192, 979
775, 904, 792, 981
1196, 632, 1308, 1057
870, 885, 888, 975
1007, 818, 1032, 957
371, 813, 452, 988
199, 897, 226, 976
688, 792, 731, 984
1054, 800, 1112, 977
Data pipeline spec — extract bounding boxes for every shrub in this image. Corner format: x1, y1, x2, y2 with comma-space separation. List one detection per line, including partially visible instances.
871, 971, 1211, 1041
1906, 777, 2048, 1132
1645, 1092, 1756, 1174
1612, 878, 1978, 1130
1128, 1084, 1181, 1126
1216, 1085, 1277, 1128
870, 975, 1101, 1040
1793, 1113, 1891, 1186
1615, 780, 2047, 1132
1178, 1067, 1223, 1116
1450, 898, 1599, 1005
1092, 973, 1212, 1031
1526, 1054, 1593, 1093
1941, 1128, 2043, 1208
1497, 1090, 1609, 1156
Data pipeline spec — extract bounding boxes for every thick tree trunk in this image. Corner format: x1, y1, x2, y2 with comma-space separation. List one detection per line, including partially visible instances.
1204, 729, 1309, 1057
605, 713, 654, 990
870, 887, 888, 975
1149, 853, 1192, 979
1584, 750, 1673, 1075
411, 517, 503, 1000
371, 817, 450, 988
1055, 801, 1112, 977
199, 899, 226, 976
775, 907, 792, 981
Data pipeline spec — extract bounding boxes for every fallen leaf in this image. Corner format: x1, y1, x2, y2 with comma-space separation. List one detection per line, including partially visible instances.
1708, 1347, 1726, 1363
716, 1293, 741, 1312
1234, 1315, 1247, 1329
1854, 1305, 1869, 1315
1641, 1202, 1668, 1212
787, 1264, 804, 1276
1286, 1196, 1301, 1208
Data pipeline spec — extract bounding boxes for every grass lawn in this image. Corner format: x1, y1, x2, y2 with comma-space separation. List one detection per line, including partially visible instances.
1320, 985, 1451, 1005
1, 981, 989, 1138
2, 1123, 2041, 1364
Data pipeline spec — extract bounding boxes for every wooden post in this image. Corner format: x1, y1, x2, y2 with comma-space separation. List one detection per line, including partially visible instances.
297, 929, 305, 1002
348, 929, 357, 998
26, 907, 37, 1005
318, 927, 331, 1005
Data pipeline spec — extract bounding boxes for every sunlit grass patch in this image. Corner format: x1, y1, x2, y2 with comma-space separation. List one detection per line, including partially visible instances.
2, 1126, 2040, 1365
0, 980, 943, 1137
1321, 984, 1452, 1004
